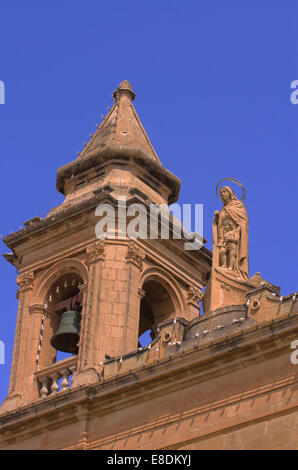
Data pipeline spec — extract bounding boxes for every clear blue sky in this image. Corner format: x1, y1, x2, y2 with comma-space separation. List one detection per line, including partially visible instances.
0, 1, 297, 404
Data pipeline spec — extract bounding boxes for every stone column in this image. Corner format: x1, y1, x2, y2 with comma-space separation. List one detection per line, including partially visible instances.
93, 241, 134, 362
24, 303, 49, 402
122, 241, 145, 353
72, 240, 146, 388
72, 241, 105, 387
2, 271, 35, 411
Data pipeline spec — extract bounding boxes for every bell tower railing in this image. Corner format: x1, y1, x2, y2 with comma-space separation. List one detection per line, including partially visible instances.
35, 355, 77, 398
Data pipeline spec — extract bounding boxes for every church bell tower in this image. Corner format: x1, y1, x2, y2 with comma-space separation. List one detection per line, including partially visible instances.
1, 81, 297, 451
1, 80, 211, 413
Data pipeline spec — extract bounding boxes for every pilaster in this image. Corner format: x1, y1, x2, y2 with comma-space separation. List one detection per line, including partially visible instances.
2, 271, 35, 410
72, 241, 105, 387
122, 241, 145, 353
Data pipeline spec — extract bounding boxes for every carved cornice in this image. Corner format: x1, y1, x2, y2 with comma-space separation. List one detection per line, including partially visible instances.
85, 241, 105, 265
2, 192, 114, 248
56, 145, 181, 204
16, 271, 35, 292
187, 286, 204, 307
125, 241, 145, 271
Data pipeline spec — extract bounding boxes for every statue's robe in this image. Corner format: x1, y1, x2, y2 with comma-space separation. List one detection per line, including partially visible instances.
221, 198, 249, 279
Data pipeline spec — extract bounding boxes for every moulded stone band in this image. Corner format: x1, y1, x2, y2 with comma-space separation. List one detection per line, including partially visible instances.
56, 144, 181, 204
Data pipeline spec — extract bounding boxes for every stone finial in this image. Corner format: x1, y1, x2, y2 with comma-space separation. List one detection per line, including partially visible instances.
113, 80, 135, 102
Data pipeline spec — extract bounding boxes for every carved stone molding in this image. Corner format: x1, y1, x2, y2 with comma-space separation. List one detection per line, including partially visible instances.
137, 288, 146, 299
78, 283, 88, 294
85, 240, 105, 265
17, 271, 35, 292
126, 241, 145, 271
28, 304, 47, 316
187, 286, 204, 307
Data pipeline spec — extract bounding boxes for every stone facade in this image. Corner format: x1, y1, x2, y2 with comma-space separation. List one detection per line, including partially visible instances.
0, 81, 297, 450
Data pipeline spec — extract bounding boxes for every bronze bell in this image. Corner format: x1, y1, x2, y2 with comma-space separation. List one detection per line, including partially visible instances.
50, 310, 81, 354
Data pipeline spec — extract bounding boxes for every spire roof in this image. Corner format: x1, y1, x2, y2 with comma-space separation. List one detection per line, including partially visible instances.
56, 80, 181, 203
79, 80, 160, 163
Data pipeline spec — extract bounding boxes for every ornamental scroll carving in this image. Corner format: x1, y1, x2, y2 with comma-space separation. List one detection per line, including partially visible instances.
16, 271, 35, 292
125, 241, 145, 271
187, 286, 204, 306
85, 240, 105, 265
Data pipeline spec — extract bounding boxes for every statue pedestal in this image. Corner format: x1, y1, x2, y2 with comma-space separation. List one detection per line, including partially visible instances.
203, 266, 254, 313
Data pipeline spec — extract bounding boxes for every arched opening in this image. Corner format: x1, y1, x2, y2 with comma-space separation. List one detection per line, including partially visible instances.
138, 279, 176, 347
138, 296, 154, 347
47, 273, 83, 362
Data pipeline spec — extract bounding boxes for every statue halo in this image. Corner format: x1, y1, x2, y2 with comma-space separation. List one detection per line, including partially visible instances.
216, 177, 246, 201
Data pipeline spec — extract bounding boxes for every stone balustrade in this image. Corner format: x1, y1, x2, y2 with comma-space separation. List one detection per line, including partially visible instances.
35, 356, 77, 398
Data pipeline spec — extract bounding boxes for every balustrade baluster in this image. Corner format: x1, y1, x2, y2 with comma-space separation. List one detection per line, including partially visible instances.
69, 365, 77, 388
50, 372, 61, 394
37, 360, 77, 397
39, 377, 50, 398
60, 369, 70, 392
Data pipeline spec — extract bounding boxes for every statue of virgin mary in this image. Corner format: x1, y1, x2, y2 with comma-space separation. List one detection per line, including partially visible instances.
213, 185, 249, 280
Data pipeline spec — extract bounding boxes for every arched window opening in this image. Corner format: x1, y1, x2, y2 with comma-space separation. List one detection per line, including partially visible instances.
138, 297, 154, 347
47, 273, 83, 362
138, 279, 176, 346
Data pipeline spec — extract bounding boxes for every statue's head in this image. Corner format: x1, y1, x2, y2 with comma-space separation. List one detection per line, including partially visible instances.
216, 178, 246, 203
220, 186, 237, 205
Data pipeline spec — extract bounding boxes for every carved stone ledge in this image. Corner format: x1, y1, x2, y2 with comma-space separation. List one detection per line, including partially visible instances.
129, 187, 150, 201
93, 184, 113, 196
17, 271, 35, 292
85, 240, 105, 265
125, 241, 145, 271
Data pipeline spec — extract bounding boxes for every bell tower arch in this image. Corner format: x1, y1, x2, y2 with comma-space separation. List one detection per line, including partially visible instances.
138, 266, 186, 344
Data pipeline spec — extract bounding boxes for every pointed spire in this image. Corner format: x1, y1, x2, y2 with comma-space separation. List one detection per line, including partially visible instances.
78, 80, 160, 163
57, 80, 181, 203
